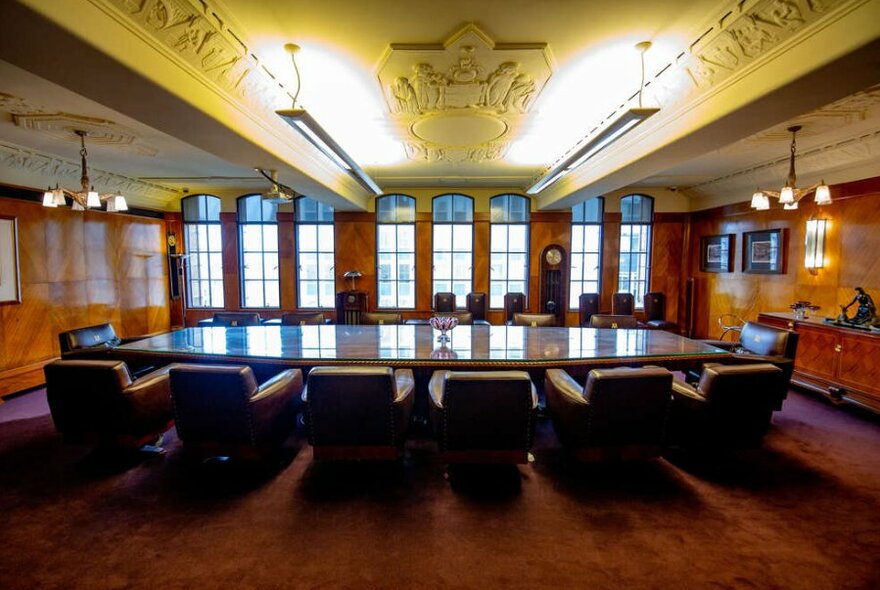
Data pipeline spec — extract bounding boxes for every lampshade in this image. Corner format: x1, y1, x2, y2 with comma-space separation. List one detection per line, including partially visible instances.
784, 201, 798, 210
751, 191, 765, 209
779, 186, 794, 204
814, 182, 831, 206
86, 189, 100, 208
42, 188, 56, 207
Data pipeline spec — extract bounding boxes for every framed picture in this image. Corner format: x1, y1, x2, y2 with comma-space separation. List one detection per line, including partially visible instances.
700, 234, 734, 272
0, 215, 22, 304
743, 228, 787, 274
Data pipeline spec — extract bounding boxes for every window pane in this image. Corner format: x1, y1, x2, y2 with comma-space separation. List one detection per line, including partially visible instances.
452, 225, 472, 250
434, 225, 452, 252
584, 226, 600, 252
453, 195, 472, 222
264, 282, 280, 308
319, 282, 335, 308
378, 225, 396, 252
508, 225, 527, 252
452, 281, 469, 300
583, 253, 600, 282
243, 253, 264, 279
263, 253, 279, 280
262, 225, 278, 251
452, 252, 471, 280
241, 225, 262, 252
298, 225, 317, 252
317, 226, 334, 251
508, 253, 527, 280
433, 195, 451, 222
300, 253, 318, 279
434, 281, 451, 294
210, 280, 224, 307
378, 253, 395, 280
397, 225, 415, 252
490, 225, 507, 249
318, 253, 334, 280
208, 225, 221, 251
243, 281, 264, 308
434, 252, 451, 281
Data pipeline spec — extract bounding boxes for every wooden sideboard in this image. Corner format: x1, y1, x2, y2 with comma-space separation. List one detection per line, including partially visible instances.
759, 312, 880, 413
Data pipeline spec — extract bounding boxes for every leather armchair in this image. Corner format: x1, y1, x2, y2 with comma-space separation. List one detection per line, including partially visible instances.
466, 292, 487, 321
512, 313, 556, 327
59, 323, 124, 358
590, 314, 640, 329
669, 363, 786, 447
44, 360, 173, 449
578, 293, 600, 327
434, 292, 456, 312
503, 292, 526, 324
545, 366, 673, 461
434, 311, 476, 325
428, 370, 538, 464
302, 366, 414, 460
612, 292, 635, 315
168, 364, 303, 459
360, 312, 404, 325
211, 312, 262, 327
643, 292, 678, 332
281, 312, 329, 326
698, 321, 798, 408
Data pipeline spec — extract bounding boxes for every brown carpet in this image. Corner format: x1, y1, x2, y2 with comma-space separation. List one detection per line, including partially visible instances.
1, 388, 879, 590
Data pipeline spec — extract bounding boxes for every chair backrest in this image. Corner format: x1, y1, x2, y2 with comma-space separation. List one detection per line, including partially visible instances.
582, 367, 672, 446
305, 367, 397, 446
578, 293, 600, 327
58, 323, 121, 355
611, 292, 635, 315
696, 363, 786, 438
503, 292, 526, 323
212, 312, 262, 327
44, 360, 133, 434
738, 322, 799, 359
281, 312, 326, 326
466, 292, 487, 321
512, 312, 556, 327
360, 312, 403, 325
435, 311, 473, 325
590, 314, 639, 329
434, 292, 456, 312
643, 292, 667, 322
169, 364, 259, 444
440, 371, 535, 451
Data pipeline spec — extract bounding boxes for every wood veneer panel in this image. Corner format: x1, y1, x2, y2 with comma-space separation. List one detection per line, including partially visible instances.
601, 212, 621, 314
84, 214, 116, 280
651, 219, 683, 324
334, 212, 376, 309
86, 279, 122, 330
44, 209, 86, 282
10, 201, 47, 284
1, 282, 53, 367
220, 212, 240, 309
277, 213, 297, 309
49, 281, 90, 351
416, 217, 432, 311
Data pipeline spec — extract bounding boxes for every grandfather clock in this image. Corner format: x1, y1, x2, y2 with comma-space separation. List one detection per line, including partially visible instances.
539, 244, 567, 325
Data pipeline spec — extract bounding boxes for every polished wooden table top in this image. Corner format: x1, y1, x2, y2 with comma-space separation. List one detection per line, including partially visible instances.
118, 325, 729, 369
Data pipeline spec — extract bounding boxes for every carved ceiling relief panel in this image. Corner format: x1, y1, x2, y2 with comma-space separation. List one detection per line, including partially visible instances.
378, 24, 552, 163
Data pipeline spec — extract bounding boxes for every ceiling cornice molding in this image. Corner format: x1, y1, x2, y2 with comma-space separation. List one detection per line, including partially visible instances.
0, 139, 178, 209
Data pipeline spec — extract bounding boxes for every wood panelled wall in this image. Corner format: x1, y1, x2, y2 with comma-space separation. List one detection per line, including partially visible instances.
683, 178, 880, 339
0, 197, 170, 396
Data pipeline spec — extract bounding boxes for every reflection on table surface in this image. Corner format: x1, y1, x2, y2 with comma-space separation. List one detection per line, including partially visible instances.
118, 325, 728, 364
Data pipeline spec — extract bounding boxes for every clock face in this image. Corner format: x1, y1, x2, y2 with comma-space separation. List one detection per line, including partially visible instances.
545, 248, 562, 265
167, 234, 177, 248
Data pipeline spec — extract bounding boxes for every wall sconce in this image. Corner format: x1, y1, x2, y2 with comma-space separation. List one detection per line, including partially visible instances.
804, 218, 828, 275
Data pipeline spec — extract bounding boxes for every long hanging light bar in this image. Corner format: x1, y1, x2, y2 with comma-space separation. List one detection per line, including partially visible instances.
750, 125, 831, 211
41, 130, 128, 212
526, 41, 659, 195
275, 43, 382, 195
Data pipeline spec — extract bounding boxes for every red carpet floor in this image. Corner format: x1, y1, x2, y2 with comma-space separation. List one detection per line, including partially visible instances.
1, 388, 879, 590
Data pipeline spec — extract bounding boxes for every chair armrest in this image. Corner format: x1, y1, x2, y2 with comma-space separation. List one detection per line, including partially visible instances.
428, 370, 447, 409
251, 369, 304, 419
699, 339, 736, 351
393, 369, 415, 404
545, 368, 587, 408
125, 366, 173, 420
671, 378, 707, 413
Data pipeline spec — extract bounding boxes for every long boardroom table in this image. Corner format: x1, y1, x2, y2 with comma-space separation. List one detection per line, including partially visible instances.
115, 325, 730, 379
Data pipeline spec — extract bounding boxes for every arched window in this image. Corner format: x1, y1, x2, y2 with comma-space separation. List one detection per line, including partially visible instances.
618, 194, 654, 308
489, 194, 530, 309
569, 197, 604, 309
237, 194, 279, 308
181, 194, 223, 308
432, 193, 473, 305
295, 196, 335, 308
376, 194, 416, 308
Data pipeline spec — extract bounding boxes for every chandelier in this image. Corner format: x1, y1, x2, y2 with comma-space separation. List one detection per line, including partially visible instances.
41, 130, 128, 212
750, 125, 831, 211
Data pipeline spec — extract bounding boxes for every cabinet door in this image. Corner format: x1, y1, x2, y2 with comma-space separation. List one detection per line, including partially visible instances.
794, 324, 839, 381
837, 334, 880, 401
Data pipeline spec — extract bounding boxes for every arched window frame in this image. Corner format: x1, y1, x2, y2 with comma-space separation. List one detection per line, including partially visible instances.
236, 194, 280, 309
376, 194, 416, 309
294, 196, 336, 309
569, 197, 604, 310
617, 194, 654, 308
431, 193, 474, 306
489, 193, 530, 309
181, 194, 224, 309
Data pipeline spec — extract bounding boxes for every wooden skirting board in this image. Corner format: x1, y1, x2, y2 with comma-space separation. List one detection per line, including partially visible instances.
0, 358, 55, 400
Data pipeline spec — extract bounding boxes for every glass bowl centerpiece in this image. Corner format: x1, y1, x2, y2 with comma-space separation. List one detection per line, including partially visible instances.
429, 315, 459, 344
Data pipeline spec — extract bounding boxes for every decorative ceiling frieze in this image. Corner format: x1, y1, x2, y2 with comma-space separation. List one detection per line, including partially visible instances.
377, 24, 553, 163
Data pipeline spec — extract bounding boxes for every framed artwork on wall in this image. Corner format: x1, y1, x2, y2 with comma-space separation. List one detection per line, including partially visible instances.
743, 228, 787, 274
0, 215, 21, 304
700, 234, 735, 272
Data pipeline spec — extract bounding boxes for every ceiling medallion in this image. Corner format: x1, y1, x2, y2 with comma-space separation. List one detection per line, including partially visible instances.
377, 24, 552, 163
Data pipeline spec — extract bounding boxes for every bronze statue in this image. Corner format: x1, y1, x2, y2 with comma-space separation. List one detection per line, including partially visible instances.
838, 287, 877, 326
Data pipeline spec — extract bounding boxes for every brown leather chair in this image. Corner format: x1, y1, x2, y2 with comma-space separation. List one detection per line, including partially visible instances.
59, 323, 124, 358
168, 364, 303, 460
504, 292, 526, 324
211, 312, 262, 327
280, 312, 328, 326
512, 312, 556, 327
545, 366, 673, 461
44, 360, 173, 449
434, 311, 474, 325
643, 292, 678, 332
360, 312, 404, 325
612, 292, 635, 315
669, 363, 786, 447
698, 321, 798, 409
434, 292, 456, 312
428, 370, 538, 464
578, 293, 600, 327
466, 292, 487, 322
303, 366, 414, 460
590, 314, 640, 329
